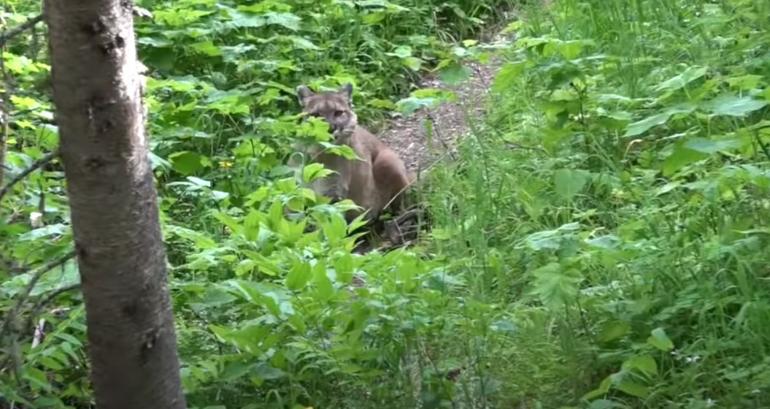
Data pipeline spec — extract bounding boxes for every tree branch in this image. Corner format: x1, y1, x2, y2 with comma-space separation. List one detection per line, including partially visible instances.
25, 283, 80, 331
0, 14, 44, 47
0, 250, 75, 339
0, 147, 59, 202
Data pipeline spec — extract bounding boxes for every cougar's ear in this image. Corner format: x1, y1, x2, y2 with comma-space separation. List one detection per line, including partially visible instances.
339, 83, 353, 102
296, 85, 314, 106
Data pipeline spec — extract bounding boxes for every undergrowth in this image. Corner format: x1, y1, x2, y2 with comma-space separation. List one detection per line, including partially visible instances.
426, 0, 770, 407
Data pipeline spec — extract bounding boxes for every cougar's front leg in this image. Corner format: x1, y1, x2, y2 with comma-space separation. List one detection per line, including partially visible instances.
329, 160, 352, 203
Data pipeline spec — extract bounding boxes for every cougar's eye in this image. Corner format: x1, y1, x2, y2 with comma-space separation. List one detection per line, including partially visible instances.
334, 110, 345, 118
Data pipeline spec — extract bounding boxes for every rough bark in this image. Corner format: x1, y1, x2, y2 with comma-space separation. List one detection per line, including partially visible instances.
44, 1, 186, 408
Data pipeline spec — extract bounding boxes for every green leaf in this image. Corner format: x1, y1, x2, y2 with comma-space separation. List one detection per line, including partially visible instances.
389, 45, 412, 58
587, 400, 627, 409
683, 137, 742, 154
615, 379, 649, 398
209, 324, 268, 353
402, 56, 423, 71
647, 327, 674, 351
529, 262, 581, 308
492, 61, 526, 93
23, 367, 53, 392
286, 259, 312, 291
303, 163, 334, 183
190, 40, 222, 56
227, 10, 301, 30
582, 375, 612, 400
662, 145, 707, 176
554, 169, 589, 201
253, 363, 286, 380
439, 63, 471, 86
396, 89, 456, 115
598, 320, 630, 343
523, 222, 580, 251
654, 66, 708, 93
706, 94, 767, 117
313, 261, 334, 301
624, 105, 694, 137
622, 355, 658, 377
169, 151, 211, 175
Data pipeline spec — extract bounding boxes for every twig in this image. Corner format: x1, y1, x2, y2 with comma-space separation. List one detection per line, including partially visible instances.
381, 149, 453, 212
0, 250, 75, 339
29, 283, 80, 321
31, 318, 45, 348
425, 111, 457, 161
755, 132, 770, 160
0, 92, 8, 188
28, 283, 81, 347
0, 147, 59, 202
0, 14, 44, 47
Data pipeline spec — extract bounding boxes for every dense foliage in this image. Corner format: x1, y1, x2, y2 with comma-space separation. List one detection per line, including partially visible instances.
2, 0, 770, 408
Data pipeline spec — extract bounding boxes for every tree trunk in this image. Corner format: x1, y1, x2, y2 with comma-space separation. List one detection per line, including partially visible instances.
44, 1, 186, 408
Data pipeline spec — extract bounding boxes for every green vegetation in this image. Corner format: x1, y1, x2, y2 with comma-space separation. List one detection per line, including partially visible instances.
2, 0, 770, 408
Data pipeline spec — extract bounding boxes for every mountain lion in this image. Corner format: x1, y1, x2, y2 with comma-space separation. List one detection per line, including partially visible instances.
293, 83, 411, 222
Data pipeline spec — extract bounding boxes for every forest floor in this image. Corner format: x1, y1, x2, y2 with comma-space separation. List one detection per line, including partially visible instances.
377, 33, 512, 177
359, 29, 514, 251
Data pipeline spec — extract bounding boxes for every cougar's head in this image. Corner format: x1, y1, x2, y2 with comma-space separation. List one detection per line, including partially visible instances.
296, 83, 358, 140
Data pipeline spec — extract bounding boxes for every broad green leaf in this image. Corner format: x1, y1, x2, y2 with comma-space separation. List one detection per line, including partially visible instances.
622, 355, 658, 377
523, 222, 580, 251
706, 94, 767, 117
588, 400, 627, 409
23, 367, 53, 392
598, 320, 630, 343
169, 151, 211, 175
439, 63, 471, 86
582, 375, 612, 400
402, 56, 423, 71
389, 45, 412, 58
654, 66, 708, 93
286, 259, 312, 291
303, 163, 334, 183
554, 169, 589, 201
624, 105, 694, 137
190, 40, 222, 56
647, 327, 674, 351
313, 261, 334, 301
227, 10, 301, 30
586, 234, 621, 249
209, 324, 268, 353
662, 145, 707, 176
492, 61, 526, 93
253, 363, 286, 381
615, 379, 649, 398
529, 262, 581, 308
683, 137, 741, 154
396, 88, 457, 115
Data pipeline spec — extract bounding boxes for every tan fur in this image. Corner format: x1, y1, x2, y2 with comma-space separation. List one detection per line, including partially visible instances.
294, 83, 411, 221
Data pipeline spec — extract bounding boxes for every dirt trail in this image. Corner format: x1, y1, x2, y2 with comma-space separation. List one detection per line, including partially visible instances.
377, 33, 513, 175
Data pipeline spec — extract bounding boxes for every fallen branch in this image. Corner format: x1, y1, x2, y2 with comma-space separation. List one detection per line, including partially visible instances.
0, 250, 75, 339
0, 14, 44, 47
0, 147, 59, 202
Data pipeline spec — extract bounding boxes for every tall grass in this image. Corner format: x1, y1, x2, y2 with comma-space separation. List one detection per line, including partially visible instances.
426, 0, 770, 406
